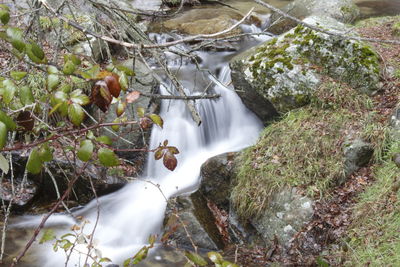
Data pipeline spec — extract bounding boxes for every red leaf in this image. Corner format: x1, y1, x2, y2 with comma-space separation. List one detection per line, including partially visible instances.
104, 74, 121, 98
163, 151, 177, 171
91, 81, 112, 112
126, 91, 141, 103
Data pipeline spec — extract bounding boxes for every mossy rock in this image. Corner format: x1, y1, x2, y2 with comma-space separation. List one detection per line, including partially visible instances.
231, 15, 380, 115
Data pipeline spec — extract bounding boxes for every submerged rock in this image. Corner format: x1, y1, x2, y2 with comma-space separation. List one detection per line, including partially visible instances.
268, 0, 360, 34
162, 8, 243, 36
231, 15, 380, 115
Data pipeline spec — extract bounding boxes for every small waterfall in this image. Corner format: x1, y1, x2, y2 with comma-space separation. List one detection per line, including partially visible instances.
10, 23, 267, 267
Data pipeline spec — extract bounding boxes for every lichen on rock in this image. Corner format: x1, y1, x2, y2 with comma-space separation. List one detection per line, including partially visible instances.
232, 15, 380, 114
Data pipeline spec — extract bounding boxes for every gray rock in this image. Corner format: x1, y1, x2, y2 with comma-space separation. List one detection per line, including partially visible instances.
268, 0, 360, 34
343, 138, 373, 177
164, 194, 224, 250
199, 152, 238, 210
249, 188, 314, 247
231, 15, 380, 115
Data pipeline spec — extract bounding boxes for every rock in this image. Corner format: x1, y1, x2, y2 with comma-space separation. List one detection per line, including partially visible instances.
162, 8, 243, 36
268, 0, 360, 35
230, 15, 380, 115
249, 188, 314, 247
199, 152, 238, 210
343, 138, 373, 176
164, 194, 224, 250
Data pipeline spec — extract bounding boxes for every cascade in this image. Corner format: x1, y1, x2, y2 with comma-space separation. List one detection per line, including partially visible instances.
10, 23, 269, 267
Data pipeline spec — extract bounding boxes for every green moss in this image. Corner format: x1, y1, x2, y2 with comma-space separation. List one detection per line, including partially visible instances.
340, 138, 400, 266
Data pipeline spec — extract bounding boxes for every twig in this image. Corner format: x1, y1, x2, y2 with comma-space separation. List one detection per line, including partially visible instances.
254, 0, 400, 45
139, 92, 220, 100
10, 162, 90, 267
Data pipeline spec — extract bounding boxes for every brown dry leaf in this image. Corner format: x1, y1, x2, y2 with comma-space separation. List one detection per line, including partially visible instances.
126, 90, 141, 103
16, 111, 34, 131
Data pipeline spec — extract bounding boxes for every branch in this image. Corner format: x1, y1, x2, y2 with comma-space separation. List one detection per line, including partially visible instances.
0, 121, 138, 152
254, 0, 400, 45
139, 92, 221, 100
40, 0, 255, 49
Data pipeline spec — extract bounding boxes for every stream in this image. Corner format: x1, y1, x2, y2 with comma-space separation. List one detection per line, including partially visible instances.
7, 16, 268, 267
7, 0, 400, 266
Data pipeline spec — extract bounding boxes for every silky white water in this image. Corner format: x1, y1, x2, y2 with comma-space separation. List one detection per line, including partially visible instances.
10, 26, 269, 266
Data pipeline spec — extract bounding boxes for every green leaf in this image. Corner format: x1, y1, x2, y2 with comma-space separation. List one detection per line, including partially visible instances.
116, 101, 126, 117
39, 229, 56, 244
19, 86, 35, 105
47, 65, 59, 74
98, 148, 119, 167
47, 74, 59, 90
0, 9, 10, 25
2, 79, 17, 104
137, 107, 145, 118
167, 146, 179, 155
59, 83, 72, 93
316, 257, 330, 267
26, 44, 44, 63
221, 261, 239, 267
207, 252, 223, 264
119, 72, 128, 91
185, 251, 208, 266
6, 27, 25, 52
111, 118, 120, 132
63, 60, 76, 75
68, 103, 85, 126
30, 42, 45, 60
99, 258, 112, 263
0, 122, 6, 149
149, 114, 163, 128
38, 143, 53, 162
115, 64, 135, 76
26, 148, 43, 174
52, 90, 68, 104
77, 140, 93, 162
0, 153, 9, 174
70, 54, 81, 66
0, 110, 17, 130
79, 65, 100, 79
70, 89, 90, 105
10, 71, 27, 81
130, 246, 149, 264
96, 135, 112, 145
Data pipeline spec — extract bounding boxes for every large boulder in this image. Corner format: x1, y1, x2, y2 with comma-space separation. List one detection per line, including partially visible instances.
231, 15, 380, 117
268, 0, 360, 35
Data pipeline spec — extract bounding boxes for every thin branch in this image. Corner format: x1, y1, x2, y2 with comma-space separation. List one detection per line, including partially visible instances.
10, 162, 90, 267
139, 92, 220, 100
254, 0, 400, 45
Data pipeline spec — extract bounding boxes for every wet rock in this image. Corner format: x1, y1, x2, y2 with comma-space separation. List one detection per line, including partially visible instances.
164, 194, 224, 250
343, 138, 373, 177
268, 0, 360, 35
162, 8, 243, 36
249, 188, 314, 248
231, 15, 380, 115
199, 152, 238, 210
0, 180, 37, 208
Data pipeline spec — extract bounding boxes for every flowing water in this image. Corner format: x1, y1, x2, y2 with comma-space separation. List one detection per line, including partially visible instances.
7, 22, 268, 267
